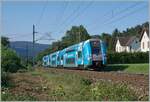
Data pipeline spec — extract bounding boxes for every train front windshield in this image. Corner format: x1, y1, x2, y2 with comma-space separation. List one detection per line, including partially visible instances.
90, 41, 101, 54
90, 40, 101, 61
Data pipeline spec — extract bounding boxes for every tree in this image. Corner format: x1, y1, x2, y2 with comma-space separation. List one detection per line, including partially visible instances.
100, 33, 113, 52
1, 36, 10, 47
1, 46, 24, 73
112, 28, 121, 37
61, 25, 90, 46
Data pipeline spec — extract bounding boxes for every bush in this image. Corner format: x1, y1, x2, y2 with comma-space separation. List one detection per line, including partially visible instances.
1, 71, 10, 87
81, 78, 92, 86
90, 82, 137, 101
107, 52, 149, 64
1, 46, 24, 73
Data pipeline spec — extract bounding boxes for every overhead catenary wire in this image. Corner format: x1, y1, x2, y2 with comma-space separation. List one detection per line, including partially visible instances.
53, 1, 141, 35
55, 0, 94, 34
103, 4, 147, 28
87, 2, 143, 31
50, 0, 69, 33
5, 33, 32, 40
32, 1, 69, 43
89, 3, 147, 32
52, 1, 82, 33
36, 0, 48, 27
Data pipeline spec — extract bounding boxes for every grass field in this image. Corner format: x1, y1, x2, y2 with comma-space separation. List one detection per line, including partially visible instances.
2, 69, 141, 101
105, 63, 149, 74
2, 63, 149, 101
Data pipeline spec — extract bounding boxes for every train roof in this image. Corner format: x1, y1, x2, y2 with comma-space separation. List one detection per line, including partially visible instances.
43, 38, 102, 58
88, 38, 101, 41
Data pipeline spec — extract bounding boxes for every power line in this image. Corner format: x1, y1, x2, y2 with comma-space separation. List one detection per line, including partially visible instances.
55, 0, 94, 34
35, 32, 55, 42
105, 4, 147, 27
6, 33, 32, 40
52, 1, 82, 33
87, 2, 142, 31
50, 0, 69, 32
91, 3, 147, 33
36, 0, 48, 27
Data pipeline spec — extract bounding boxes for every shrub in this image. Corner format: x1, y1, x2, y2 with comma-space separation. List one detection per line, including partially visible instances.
81, 78, 92, 86
107, 52, 149, 64
90, 82, 137, 101
1, 71, 10, 87
1, 46, 24, 73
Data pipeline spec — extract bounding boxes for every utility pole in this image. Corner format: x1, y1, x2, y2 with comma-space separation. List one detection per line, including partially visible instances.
32, 24, 37, 67
26, 42, 28, 67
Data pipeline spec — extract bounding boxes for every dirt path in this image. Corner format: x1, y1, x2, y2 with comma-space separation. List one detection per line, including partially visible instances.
38, 67, 149, 99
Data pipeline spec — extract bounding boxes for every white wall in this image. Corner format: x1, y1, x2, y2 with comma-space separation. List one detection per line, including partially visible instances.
115, 40, 126, 52
126, 46, 130, 52
141, 31, 150, 52
116, 37, 141, 53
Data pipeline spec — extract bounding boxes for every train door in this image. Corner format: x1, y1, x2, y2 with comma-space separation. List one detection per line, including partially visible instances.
100, 41, 107, 65
83, 42, 92, 67
77, 43, 83, 66
67, 51, 76, 67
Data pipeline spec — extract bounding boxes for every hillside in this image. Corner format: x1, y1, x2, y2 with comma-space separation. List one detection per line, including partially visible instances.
10, 41, 49, 58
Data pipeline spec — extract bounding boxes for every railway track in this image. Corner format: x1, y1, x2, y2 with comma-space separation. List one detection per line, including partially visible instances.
38, 67, 149, 100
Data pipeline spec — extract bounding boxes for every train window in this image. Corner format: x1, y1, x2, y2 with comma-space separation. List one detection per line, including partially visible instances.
61, 56, 63, 60
66, 58, 75, 64
57, 56, 60, 61
49, 58, 51, 63
91, 41, 100, 48
92, 48, 100, 54
78, 51, 82, 58
52, 60, 56, 65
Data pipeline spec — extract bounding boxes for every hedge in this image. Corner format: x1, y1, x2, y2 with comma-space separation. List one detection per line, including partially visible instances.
107, 52, 149, 64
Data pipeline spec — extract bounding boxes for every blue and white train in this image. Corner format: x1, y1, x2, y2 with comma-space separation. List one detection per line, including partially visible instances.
42, 39, 107, 69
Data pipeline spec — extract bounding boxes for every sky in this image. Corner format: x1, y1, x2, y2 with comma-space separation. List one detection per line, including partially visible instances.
2, 0, 149, 44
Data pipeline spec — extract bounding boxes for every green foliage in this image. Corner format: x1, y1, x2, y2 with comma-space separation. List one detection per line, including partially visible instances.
35, 47, 52, 62
1, 46, 24, 73
107, 52, 149, 64
1, 37, 25, 88
104, 64, 149, 74
112, 28, 121, 37
81, 78, 92, 86
122, 64, 149, 74
29, 70, 138, 101
1, 36, 10, 47
1, 91, 37, 101
100, 33, 114, 52
1, 72, 10, 87
62, 25, 90, 46
90, 82, 137, 101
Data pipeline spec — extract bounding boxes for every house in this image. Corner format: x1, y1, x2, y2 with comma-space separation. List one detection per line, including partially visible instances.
139, 28, 149, 52
115, 36, 140, 52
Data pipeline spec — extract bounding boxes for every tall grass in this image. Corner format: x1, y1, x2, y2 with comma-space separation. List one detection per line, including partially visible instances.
30, 70, 138, 101
2, 69, 144, 101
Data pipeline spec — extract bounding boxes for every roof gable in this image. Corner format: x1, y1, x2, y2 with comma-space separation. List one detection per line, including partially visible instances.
117, 36, 136, 46
139, 28, 149, 41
